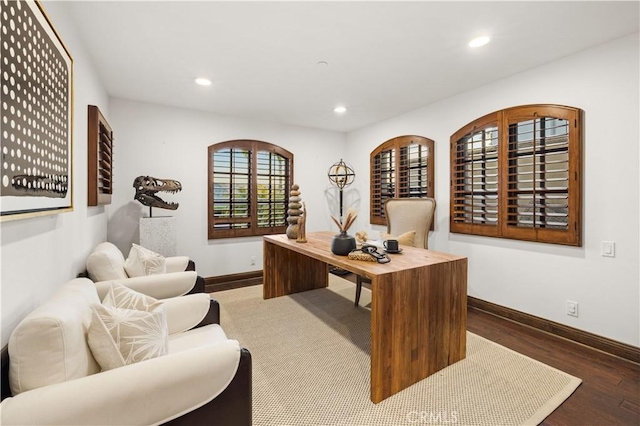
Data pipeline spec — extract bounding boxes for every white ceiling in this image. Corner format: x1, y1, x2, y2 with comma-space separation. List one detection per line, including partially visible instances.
63, 1, 639, 133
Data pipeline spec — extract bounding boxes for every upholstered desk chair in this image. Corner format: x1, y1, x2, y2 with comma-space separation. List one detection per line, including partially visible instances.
355, 198, 436, 306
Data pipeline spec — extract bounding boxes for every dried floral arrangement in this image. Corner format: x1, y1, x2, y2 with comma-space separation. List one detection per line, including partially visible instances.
331, 208, 357, 234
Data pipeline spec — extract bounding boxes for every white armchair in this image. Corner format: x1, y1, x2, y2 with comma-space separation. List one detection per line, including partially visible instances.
0, 278, 252, 425
86, 242, 205, 299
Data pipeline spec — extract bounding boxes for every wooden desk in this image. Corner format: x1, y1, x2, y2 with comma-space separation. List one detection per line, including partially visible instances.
263, 232, 467, 403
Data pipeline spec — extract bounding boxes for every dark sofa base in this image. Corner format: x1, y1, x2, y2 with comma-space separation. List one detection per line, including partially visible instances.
186, 260, 206, 294
164, 347, 252, 426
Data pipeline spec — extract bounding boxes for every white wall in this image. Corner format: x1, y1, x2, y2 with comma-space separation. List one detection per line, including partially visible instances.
107, 99, 346, 277
0, 2, 110, 345
345, 34, 640, 346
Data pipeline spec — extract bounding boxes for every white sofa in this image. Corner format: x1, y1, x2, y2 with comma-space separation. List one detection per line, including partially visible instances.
0, 278, 252, 425
86, 242, 205, 299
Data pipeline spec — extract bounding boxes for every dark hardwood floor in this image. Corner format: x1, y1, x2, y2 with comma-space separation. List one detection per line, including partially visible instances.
467, 307, 639, 426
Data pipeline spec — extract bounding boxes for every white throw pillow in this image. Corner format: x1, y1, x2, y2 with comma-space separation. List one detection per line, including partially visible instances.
86, 242, 128, 281
124, 243, 167, 277
102, 281, 163, 311
88, 303, 169, 371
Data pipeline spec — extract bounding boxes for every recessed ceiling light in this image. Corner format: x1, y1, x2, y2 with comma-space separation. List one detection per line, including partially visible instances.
195, 78, 212, 86
469, 36, 490, 48
334, 106, 347, 114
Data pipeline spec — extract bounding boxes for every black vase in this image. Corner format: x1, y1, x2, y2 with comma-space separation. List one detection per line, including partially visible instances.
331, 231, 356, 256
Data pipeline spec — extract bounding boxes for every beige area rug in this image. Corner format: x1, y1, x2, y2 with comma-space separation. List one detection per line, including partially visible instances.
214, 275, 581, 426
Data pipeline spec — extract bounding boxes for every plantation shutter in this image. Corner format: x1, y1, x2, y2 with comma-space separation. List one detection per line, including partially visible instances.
450, 105, 582, 246
398, 143, 430, 198
370, 136, 434, 226
371, 147, 395, 225
210, 143, 253, 238
256, 149, 289, 231
501, 105, 581, 245
450, 114, 500, 237
209, 140, 293, 239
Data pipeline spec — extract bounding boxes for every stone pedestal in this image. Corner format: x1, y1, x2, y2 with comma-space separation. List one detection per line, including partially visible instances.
139, 216, 177, 257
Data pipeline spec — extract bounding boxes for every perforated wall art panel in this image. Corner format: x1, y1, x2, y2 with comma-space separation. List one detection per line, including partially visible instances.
0, 0, 73, 219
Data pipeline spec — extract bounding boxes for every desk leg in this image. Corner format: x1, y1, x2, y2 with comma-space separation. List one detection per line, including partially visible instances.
370, 258, 467, 403
263, 240, 329, 299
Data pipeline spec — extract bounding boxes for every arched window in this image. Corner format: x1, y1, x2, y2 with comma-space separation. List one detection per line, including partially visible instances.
370, 135, 434, 225
208, 140, 293, 239
450, 104, 582, 246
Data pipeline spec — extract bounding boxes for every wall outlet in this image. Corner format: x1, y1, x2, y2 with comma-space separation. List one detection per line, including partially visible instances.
566, 300, 579, 317
250, 256, 256, 266
601, 241, 615, 257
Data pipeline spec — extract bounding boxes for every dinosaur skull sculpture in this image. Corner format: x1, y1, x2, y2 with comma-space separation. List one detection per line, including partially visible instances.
133, 176, 182, 210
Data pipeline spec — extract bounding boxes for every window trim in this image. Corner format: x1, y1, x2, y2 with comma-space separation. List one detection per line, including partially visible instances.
450, 104, 582, 246
370, 135, 435, 226
208, 140, 293, 239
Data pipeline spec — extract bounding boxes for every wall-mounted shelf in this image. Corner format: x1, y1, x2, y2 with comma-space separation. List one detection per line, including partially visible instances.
88, 105, 113, 206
